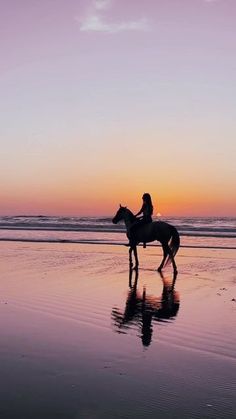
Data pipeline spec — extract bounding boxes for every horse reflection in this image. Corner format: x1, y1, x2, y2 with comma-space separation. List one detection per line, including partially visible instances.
112, 270, 180, 347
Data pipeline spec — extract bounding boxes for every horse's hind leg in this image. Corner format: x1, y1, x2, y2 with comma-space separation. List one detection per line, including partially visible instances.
157, 243, 168, 272
161, 244, 178, 275
169, 251, 178, 275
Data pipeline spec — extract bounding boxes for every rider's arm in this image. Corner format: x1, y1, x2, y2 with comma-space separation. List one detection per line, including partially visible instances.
135, 205, 144, 217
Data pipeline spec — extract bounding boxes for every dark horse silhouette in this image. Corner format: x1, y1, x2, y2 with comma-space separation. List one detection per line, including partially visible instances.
112, 206, 180, 273
112, 270, 180, 347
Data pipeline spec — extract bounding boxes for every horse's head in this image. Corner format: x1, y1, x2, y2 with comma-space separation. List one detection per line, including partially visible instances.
112, 205, 127, 224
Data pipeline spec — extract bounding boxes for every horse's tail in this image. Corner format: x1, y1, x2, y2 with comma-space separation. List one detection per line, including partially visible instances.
164, 225, 180, 267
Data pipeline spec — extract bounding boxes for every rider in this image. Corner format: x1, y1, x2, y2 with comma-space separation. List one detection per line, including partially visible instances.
128, 193, 153, 247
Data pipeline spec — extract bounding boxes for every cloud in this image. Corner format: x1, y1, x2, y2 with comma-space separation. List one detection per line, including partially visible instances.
80, 15, 149, 33
94, 0, 112, 11
78, 0, 149, 33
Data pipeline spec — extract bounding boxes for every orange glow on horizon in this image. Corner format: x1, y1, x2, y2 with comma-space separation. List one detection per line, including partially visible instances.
1, 185, 235, 217
1, 159, 235, 217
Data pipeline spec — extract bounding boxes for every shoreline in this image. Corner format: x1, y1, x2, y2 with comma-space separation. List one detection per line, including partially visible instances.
0, 236, 236, 249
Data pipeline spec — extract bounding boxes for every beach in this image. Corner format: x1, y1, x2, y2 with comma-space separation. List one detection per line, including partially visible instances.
0, 240, 235, 419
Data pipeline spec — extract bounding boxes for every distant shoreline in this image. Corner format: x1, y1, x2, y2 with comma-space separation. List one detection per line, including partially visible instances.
0, 237, 236, 250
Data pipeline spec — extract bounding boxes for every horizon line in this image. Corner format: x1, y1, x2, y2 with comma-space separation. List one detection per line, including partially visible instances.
0, 213, 235, 219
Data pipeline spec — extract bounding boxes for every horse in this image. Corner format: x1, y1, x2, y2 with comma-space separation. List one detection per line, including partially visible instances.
112, 205, 180, 274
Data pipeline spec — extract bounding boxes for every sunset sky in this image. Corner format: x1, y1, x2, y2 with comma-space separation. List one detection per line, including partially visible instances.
1, 0, 235, 216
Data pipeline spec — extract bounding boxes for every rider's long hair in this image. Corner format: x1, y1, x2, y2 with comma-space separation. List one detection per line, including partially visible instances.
142, 193, 153, 215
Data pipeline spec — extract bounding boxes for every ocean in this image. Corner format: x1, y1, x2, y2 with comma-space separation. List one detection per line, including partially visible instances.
0, 215, 235, 249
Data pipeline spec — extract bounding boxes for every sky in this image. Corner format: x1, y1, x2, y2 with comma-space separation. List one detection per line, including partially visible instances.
0, 0, 235, 216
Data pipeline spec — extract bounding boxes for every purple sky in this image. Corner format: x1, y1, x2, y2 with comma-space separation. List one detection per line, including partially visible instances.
0, 0, 236, 215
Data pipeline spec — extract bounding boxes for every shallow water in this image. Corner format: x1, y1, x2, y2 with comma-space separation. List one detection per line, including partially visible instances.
0, 242, 236, 418
0, 216, 236, 250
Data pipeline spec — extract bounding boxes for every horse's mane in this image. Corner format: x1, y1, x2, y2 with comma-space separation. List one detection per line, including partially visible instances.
124, 207, 136, 222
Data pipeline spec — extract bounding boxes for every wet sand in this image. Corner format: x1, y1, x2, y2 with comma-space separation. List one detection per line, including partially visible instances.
0, 242, 235, 419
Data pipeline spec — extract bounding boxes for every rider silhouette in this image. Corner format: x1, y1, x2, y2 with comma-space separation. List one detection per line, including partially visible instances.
128, 193, 153, 247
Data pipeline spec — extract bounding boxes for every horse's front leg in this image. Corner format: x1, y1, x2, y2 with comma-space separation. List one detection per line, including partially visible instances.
129, 247, 133, 267
133, 245, 139, 270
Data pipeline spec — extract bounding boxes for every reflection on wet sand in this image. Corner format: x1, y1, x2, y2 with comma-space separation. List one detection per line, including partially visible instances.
112, 269, 180, 347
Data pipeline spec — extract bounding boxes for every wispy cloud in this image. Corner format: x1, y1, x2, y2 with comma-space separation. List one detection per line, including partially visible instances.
78, 0, 149, 33
80, 15, 149, 33
94, 0, 112, 11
